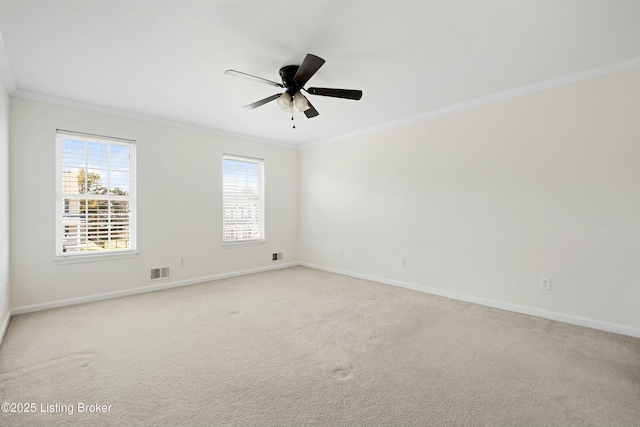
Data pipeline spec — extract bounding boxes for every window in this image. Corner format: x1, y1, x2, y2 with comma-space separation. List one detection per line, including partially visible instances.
56, 130, 136, 257
222, 154, 264, 243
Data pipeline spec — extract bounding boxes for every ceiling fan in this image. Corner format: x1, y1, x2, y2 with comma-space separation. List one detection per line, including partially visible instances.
225, 54, 363, 125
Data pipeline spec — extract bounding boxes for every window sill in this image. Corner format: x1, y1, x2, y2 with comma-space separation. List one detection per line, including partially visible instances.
222, 240, 266, 248
54, 251, 138, 264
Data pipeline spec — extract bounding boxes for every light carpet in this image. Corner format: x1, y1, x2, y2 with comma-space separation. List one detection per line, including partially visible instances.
1, 266, 639, 426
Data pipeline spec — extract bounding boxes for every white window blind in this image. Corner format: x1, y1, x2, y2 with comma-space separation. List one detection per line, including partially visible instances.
55, 130, 136, 257
223, 154, 264, 242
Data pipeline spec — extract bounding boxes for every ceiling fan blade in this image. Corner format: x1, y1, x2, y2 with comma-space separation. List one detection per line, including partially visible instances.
225, 70, 284, 88
243, 94, 282, 110
293, 54, 325, 87
307, 87, 363, 100
304, 101, 319, 118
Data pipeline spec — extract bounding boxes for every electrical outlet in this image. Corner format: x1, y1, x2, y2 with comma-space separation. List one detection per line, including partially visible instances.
339, 250, 344, 258
539, 277, 551, 291
179, 258, 185, 267
401, 258, 407, 268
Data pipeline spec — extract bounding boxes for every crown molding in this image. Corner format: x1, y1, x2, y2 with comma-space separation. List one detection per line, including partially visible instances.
1, 22, 293, 149
11, 89, 299, 150
301, 55, 640, 150
6, 50, 640, 151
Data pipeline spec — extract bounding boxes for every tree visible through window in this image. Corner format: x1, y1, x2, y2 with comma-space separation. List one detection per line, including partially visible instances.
56, 130, 136, 256
223, 155, 264, 242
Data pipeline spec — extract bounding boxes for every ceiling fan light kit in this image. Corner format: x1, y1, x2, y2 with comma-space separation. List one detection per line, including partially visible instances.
277, 92, 293, 112
293, 91, 311, 112
225, 53, 363, 126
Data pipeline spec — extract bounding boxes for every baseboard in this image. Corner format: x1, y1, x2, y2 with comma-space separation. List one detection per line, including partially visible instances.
7, 261, 640, 340
299, 262, 640, 339
0, 309, 10, 346
11, 262, 298, 315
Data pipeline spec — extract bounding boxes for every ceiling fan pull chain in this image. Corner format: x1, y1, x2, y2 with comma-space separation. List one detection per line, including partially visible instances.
292, 106, 296, 129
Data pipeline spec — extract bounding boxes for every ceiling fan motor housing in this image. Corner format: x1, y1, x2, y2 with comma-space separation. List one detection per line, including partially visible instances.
279, 65, 302, 93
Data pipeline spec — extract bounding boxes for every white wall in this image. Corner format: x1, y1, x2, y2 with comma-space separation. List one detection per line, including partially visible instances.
299, 68, 640, 334
9, 97, 298, 309
0, 69, 9, 334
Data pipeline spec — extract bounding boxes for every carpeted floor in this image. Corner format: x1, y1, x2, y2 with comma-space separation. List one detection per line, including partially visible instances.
1, 266, 639, 426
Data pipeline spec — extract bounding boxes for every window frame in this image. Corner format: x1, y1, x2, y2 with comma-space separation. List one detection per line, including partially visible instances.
55, 129, 137, 260
222, 154, 265, 245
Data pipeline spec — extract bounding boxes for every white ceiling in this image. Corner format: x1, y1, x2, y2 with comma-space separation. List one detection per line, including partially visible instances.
1, 0, 640, 147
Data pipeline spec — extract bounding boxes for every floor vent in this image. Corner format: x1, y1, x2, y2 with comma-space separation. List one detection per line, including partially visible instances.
150, 266, 171, 280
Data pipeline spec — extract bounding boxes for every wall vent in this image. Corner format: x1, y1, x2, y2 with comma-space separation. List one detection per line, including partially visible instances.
150, 266, 171, 280
272, 253, 283, 261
